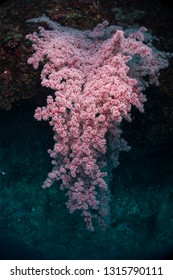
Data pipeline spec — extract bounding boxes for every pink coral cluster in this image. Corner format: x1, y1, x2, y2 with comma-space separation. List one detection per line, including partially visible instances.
26, 16, 170, 230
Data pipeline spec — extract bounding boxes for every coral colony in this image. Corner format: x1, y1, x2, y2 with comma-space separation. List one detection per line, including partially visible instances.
26, 15, 171, 231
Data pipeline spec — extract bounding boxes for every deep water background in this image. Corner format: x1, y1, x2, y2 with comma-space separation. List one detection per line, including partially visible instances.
0, 90, 173, 260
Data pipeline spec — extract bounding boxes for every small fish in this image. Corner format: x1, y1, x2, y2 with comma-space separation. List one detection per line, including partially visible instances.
0, 169, 7, 176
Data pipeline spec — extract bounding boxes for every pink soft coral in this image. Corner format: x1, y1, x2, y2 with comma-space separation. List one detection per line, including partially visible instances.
26, 16, 171, 230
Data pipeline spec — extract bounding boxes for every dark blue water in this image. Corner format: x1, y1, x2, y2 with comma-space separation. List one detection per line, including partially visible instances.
0, 95, 173, 260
